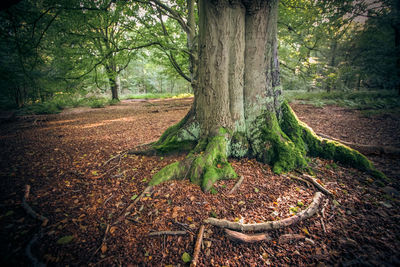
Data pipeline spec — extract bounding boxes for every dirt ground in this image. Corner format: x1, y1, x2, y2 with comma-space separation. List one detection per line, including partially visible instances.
0, 98, 399, 266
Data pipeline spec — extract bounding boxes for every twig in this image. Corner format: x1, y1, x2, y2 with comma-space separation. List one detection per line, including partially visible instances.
90, 224, 110, 261
302, 174, 333, 196
148, 230, 187, 237
287, 174, 312, 187
228, 175, 244, 195
103, 152, 127, 166
191, 225, 205, 267
320, 216, 327, 234
103, 193, 114, 207
224, 229, 271, 243
205, 192, 324, 232
113, 185, 153, 225
22, 185, 48, 227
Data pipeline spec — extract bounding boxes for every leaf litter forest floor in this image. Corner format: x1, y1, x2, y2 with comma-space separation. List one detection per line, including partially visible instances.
1, 98, 400, 266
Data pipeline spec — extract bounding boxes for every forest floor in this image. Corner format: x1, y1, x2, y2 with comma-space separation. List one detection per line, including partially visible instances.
0, 98, 399, 266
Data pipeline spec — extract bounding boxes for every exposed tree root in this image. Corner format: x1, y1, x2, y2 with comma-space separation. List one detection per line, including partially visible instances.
224, 229, 271, 243
22, 185, 48, 226
205, 192, 323, 231
228, 175, 244, 195
191, 225, 205, 267
280, 101, 386, 180
148, 230, 187, 237
316, 132, 400, 155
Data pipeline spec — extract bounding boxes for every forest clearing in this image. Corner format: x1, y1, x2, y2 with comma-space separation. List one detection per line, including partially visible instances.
0, 98, 399, 266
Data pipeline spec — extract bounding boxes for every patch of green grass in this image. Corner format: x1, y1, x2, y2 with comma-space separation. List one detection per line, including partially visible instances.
122, 92, 193, 100
18, 95, 119, 115
284, 90, 400, 111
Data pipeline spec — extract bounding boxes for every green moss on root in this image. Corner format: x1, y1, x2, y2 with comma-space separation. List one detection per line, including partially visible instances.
258, 112, 307, 174
280, 101, 386, 179
149, 162, 185, 186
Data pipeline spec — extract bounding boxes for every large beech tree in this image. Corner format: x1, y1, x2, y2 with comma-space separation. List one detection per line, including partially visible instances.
143, 0, 384, 191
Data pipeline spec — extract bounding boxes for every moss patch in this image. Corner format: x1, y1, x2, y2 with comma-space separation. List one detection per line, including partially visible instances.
280, 101, 386, 180
150, 128, 238, 191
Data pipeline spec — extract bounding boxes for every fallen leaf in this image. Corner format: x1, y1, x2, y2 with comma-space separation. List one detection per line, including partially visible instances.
181, 252, 191, 263
101, 244, 107, 254
57, 235, 74, 245
110, 226, 117, 234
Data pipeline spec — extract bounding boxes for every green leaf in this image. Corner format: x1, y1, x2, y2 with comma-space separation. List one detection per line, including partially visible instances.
130, 194, 138, 201
181, 252, 191, 263
5, 210, 14, 217
57, 235, 74, 245
254, 188, 259, 193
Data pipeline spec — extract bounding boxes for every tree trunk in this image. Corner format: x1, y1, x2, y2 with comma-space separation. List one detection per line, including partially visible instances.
149, 0, 385, 192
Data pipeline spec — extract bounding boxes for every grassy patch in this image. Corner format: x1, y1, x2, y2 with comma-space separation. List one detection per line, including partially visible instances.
284, 90, 400, 112
18, 95, 120, 115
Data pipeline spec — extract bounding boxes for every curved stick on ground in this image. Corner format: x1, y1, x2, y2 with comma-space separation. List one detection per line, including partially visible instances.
205, 192, 324, 232
287, 174, 312, 187
301, 174, 333, 196
191, 225, 205, 267
224, 229, 271, 243
148, 231, 187, 237
25, 232, 45, 267
22, 185, 47, 267
228, 175, 244, 195
22, 185, 49, 226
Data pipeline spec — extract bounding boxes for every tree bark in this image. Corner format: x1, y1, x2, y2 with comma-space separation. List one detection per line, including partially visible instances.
149, 0, 385, 192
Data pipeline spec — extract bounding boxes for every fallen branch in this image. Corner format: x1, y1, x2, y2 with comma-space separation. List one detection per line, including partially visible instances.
205, 192, 323, 232
22, 185, 49, 227
278, 234, 305, 244
25, 232, 45, 267
148, 230, 187, 237
224, 229, 271, 243
228, 175, 244, 195
302, 174, 333, 196
22, 185, 47, 267
113, 185, 153, 225
316, 132, 400, 155
191, 225, 205, 267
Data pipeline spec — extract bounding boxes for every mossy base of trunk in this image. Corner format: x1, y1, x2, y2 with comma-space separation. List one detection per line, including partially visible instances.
150, 129, 237, 192
148, 102, 386, 192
